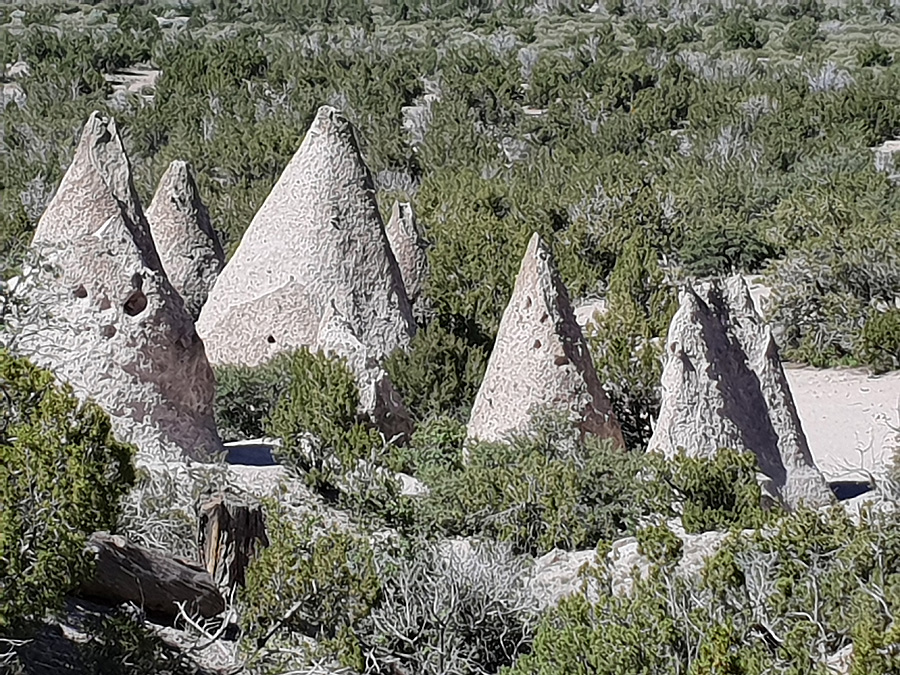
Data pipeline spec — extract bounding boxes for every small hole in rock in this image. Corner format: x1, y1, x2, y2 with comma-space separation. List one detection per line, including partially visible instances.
266, 335, 276, 344
99, 297, 111, 311
102, 324, 117, 338
554, 355, 569, 366
73, 285, 87, 299
533, 339, 541, 349
123, 290, 147, 316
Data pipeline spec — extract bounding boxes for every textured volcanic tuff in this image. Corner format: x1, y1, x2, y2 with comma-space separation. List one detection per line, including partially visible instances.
384, 200, 430, 323
21, 111, 222, 460
648, 276, 833, 509
466, 233, 625, 448
195, 106, 415, 435
196, 106, 415, 367
145, 160, 225, 321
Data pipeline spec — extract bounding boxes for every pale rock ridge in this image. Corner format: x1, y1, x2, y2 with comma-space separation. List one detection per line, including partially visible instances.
466, 233, 625, 447
315, 300, 414, 442
648, 276, 833, 509
145, 161, 225, 320
20, 111, 222, 460
196, 106, 415, 372
385, 200, 430, 322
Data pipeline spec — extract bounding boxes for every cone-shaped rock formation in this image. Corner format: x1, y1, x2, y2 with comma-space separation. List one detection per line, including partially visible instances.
195, 106, 415, 435
385, 201, 430, 322
466, 233, 625, 447
146, 160, 225, 320
21, 111, 222, 460
648, 276, 833, 509
196, 106, 415, 367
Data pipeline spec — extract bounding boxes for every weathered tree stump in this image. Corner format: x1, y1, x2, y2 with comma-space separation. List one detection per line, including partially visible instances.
197, 495, 268, 591
79, 532, 226, 618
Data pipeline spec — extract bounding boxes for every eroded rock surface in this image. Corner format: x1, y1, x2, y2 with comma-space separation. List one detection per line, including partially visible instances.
196, 106, 414, 435
196, 106, 415, 369
19, 111, 222, 460
385, 200, 430, 322
648, 276, 833, 509
466, 233, 624, 447
315, 301, 414, 442
146, 160, 225, 320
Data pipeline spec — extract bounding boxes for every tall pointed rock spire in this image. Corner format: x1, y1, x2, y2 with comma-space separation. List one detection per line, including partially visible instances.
648, 276, 833, 509
385, 200, 430, 323
20, 111, 222, 460
196, 106, 415, 367
146, 160, 225, 321
466, 233, 625, 447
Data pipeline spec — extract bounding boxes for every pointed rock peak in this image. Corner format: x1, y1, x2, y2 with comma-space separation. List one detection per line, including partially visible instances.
33, 111, 159, 269
650, 277, 832, 510
467, 233, 624, 448
146, 160, 225, 320
385, 200, 429, 318
196, 104, 414, 369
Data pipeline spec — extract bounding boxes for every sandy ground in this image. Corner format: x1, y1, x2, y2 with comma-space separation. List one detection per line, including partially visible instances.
785, 365, 900, 481
103, 66, 160, 101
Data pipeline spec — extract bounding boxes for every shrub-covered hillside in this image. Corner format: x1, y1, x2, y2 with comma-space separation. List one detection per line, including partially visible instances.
2, 0, 900, 375
4, 1, 900, 672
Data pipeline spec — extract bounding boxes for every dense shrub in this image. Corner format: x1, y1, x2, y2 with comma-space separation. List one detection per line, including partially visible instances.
857, 307, 900, 374
384, 320, 488, 424
240, 503, 381, 672
415, 413, 673, 556
588, 231, 677, 450
0, 350, 135, 634
668, 448, 778, 534
265, 348, 382, 498
507, 507, 900, 675
213, 354, 292, 442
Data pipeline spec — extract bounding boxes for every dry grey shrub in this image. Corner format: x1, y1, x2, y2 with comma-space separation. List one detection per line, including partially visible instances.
118, 459, 234, 559
806, 62, 854, 93
677, 50, 758, 82
360, 538, 539, 675
0, 82, 26, 110
741, 93, 779, 124
517, 46, 540, 82
486, 28, 519, 56
18, 174, 53, 223
705, 123, 763, 170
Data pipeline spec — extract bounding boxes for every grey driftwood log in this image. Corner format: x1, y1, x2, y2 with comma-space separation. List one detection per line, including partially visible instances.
197, 494, 269, 590
79, 532, 226, 618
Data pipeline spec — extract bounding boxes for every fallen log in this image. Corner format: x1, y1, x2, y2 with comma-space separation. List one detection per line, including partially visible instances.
198, 494, 268, 590
78, 532, 226, 618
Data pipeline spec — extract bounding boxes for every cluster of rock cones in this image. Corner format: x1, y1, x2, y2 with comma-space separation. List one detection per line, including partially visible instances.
10, 107, 832, 508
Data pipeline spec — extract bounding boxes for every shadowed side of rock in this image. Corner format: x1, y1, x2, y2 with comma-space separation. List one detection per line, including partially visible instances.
19, 111, 222, 460
146, 160, 225, 321
467, 232, 624, 448
649, 277, 832, 509
385, 200, 431, 324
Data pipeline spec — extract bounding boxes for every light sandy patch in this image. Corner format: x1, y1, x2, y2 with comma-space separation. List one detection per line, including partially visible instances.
785, 365, 900, 481
104, 66, 160, 101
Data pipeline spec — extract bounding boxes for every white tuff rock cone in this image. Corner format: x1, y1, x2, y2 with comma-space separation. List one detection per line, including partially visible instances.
648, 276, 833, 509
19, 111, 223, 461
384, 200, 430, 323
195, 106, 415, 433
145, 160, 225, 321
466, 233, 625, 447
